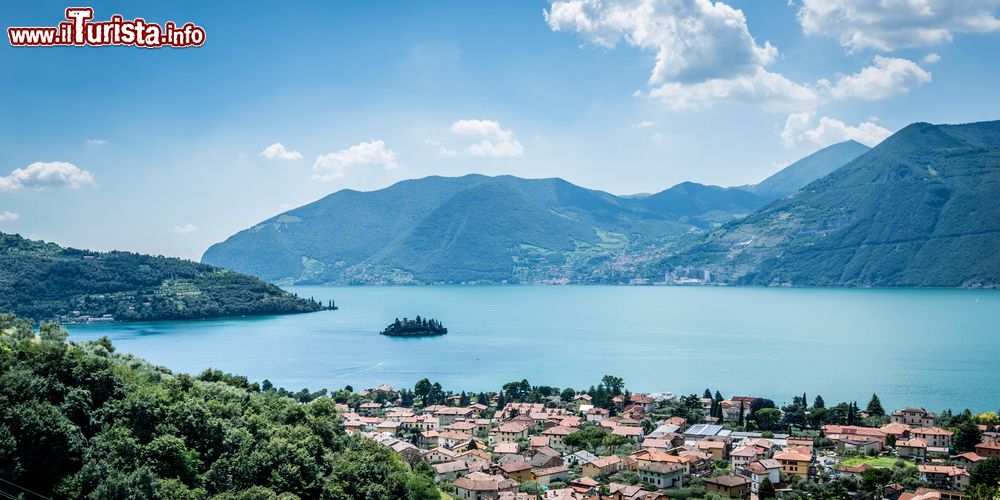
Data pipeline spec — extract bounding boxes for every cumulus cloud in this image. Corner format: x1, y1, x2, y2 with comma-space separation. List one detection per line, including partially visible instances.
86, 139, 107, 146
798, 0, 1000, 51
650, 67, 819, 111
546, 0, 777, 84
174, 224, 199, 235
313, 140, 399, 181
0, 211, 19, 222
438, 120, 524, 158
634, 120, 655, 128
826, 56, 932, 100
545, 0, 816, 111
259, 143, 303, 161
0, 162, 96, 192
922, 53, 942, 64
781, 111, 892, 148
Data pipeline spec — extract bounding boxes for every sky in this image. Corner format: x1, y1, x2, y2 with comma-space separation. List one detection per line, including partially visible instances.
2, 0, 1000, 260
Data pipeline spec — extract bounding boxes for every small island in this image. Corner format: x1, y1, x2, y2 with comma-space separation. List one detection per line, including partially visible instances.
380, 316, 447, 336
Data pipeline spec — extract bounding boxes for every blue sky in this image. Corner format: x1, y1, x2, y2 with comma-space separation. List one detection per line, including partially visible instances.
2, 0, 999, 259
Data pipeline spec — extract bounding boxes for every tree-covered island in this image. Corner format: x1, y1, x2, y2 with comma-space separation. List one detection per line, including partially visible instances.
380, 316, 447, 336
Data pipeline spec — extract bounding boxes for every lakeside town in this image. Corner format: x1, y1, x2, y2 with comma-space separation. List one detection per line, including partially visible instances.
316, 377, 1000, 500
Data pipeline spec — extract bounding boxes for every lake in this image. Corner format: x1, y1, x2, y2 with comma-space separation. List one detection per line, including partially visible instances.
68, 286, 1000, 412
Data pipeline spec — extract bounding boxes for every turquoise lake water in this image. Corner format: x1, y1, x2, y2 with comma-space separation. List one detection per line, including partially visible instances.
68, 286, 1000, 412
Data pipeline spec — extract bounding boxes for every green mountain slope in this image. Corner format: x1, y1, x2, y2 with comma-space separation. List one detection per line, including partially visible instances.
0, 233, 325, 322
663, 121, 1000, 287
202, 175, 704, 283
744, 140, 871, 199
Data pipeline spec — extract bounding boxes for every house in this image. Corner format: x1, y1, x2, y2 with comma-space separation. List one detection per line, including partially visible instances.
837, 437, 882, 455
492, 422, 530, 444
435, 406, 477, 425
897, 438, 928, 460
703, 474, 751, 499
773, 448, 811, 478
530, 436, 551, 449
663, 416, 687, 430
823, 425, 888, 448
786, 437, 814, 450
647, 424, 681, 439
568, 476, 599, 495
684, 424, 726, 441
611, 425, 644, 443
730, 444, 767, 469
950, 452, 982, 470
573, 394, 593, 408
881, 422, 912, 441
975, 442, 1000, 458
434, 460, 469, 481
892, 408, 937, 427
582, 455, 625, 478
564, 449, 599, 467
494, 442, 520, 455
532, 465, 570, 486
375, 420, 401, 435
899, 487, 966, 500
743, 459, 781, 494
641, 434, 684, 452
918, 465, 970, 491
499, 461, 534, 482
637, 463, 684, 490
423, 447, 459, 464
453, 472, 519, 500
607, 483, 670, 500
910, 427, 952, 455
586, 407, 610, 422
696, 438, 731, 461
835, 464, 872, 480
359, 402, 382, 417
529, 446, 564, 469
542, 425, 577, 451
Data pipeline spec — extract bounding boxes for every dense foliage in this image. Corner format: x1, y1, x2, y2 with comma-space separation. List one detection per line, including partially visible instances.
0, 314, 438, 499
0, 233, 325, 323
380, 316, 447, 336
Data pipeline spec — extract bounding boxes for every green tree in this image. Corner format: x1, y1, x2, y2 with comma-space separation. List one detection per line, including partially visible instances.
954, 420, 984, 453
866, 394, 885, 417
814, 395, 825, 408
970, 457, 1000, 487
759, 477, 776, 498
754, 408, 782, 432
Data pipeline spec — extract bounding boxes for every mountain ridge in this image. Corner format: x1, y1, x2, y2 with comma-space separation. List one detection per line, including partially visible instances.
202, 141, 871, 285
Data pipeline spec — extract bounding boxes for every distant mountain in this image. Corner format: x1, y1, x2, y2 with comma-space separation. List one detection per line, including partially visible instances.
742, 140, 870, 199
203, 174, 769, 284
662, 121, 1000, 287
0, 232, 325, 322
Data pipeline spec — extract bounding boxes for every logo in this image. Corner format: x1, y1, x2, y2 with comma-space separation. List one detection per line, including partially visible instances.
8, 8, 206, 48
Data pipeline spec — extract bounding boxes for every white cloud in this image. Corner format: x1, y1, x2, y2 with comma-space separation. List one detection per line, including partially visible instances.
313, 140, 399, 181
648, 67, 819, 111
174, 224, 199, 235
781, 111, 892, 148
922, 53, 942, 64
826, 56, 932, 100
634, 120, 655, 128
798, 0, 1000, 51
86, 139, 107, 146
438, 119, 524, 158
259, 143, 303, 161
545, 0, 818, 110
546, 0, 777, 84
651, 132, 665, 142
0, 162, 96, 192
0, 211, 19, 222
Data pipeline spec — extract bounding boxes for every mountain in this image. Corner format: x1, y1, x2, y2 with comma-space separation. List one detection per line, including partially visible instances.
203, 174, 769, 285
743, 140, 871, 199
662, 121, 1000, 287
0, 232, 325, 322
